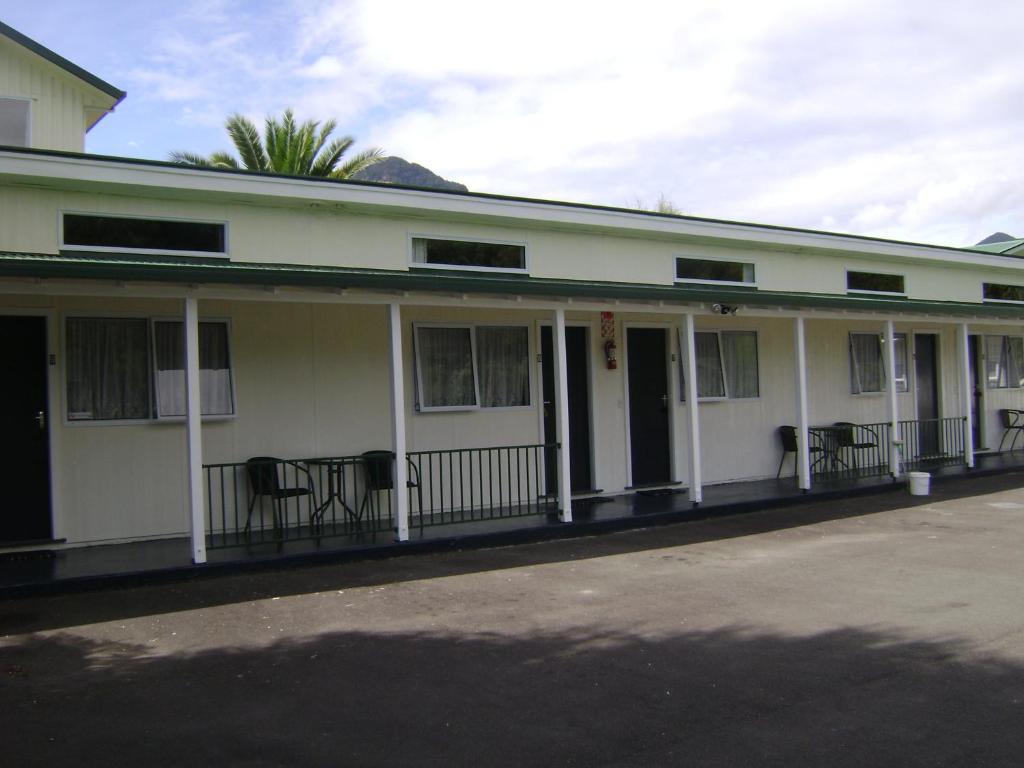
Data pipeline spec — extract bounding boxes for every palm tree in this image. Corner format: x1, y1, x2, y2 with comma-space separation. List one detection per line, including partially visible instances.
170, 109, 382, 179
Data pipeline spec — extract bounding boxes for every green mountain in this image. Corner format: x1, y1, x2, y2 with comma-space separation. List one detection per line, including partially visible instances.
352, 156, 468, 192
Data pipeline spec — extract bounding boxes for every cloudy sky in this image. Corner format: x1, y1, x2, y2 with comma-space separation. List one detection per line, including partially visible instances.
5, 0, 1023, 246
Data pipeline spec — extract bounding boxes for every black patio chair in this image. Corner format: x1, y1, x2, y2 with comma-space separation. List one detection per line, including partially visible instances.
832, 422, 880, 471
359, 450, 423, 528
998, 409, 1024, 452
245, 457, 315, 537
777, 426, 823, 478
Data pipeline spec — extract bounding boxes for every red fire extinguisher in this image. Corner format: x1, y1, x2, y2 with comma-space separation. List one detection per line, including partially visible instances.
604, 339, 618, 370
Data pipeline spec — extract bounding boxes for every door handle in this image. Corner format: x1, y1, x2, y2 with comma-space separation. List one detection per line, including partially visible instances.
35, 410, 46, 430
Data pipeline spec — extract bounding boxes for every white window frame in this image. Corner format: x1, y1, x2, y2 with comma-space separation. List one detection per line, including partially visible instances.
413, 322, 533, 412
151, 317, 237, 421
674, 254, 757, 289
59, 210, 230, 259
845, 269, 906, 297
63, 313, 237, 426
408, 234, 529, 275
679, 329, 760, 402
0, 96, 32, 147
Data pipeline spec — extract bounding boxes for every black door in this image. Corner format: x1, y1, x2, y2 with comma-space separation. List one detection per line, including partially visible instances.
915, 333, 940, 456
541, 326, 593, 494
627, 327, 671, 485
968, 335, 984, 450
1, 316, 52, 542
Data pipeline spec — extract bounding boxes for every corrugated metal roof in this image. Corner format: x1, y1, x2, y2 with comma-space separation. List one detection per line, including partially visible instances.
971, 239, 1024, 255
3, 251, 1023, 319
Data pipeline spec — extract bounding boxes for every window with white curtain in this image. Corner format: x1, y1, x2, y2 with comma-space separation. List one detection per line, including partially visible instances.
66, 316, 235, 422
476, 326, 530, 407
153, 320, 235, 417
66, 318, 151, 421
985, 335, 1024, 388
415, 326, 478, 408
680, 330, 759, 400
414, 324, 530, 411
850, 332, 908, 394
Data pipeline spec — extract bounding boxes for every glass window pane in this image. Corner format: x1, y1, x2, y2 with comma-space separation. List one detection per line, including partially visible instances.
721, 331, 759, 398
850, 333, 884, 393
476, 326, 530, 407
153, 321, 234, 416
66, 318, 150, 420
412, 238, 525, 270
63, 214, 226, 253
0, 98, 30, 146
985, 335, 1008, 388
695, 332, 726, 398
847, 272, 905, 293
417, 327, 477, 408
893, 334, 908, 392
676, 258, 754, 284
983, 283, 1024, 303
1009, 337, 1024, 387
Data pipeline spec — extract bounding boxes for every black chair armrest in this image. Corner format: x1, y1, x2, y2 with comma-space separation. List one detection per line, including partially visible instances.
281, 459, 315, 493
405, 457, 421, 486
857, 424, 880, 445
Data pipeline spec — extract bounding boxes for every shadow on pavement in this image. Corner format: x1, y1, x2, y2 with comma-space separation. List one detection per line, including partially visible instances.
2, 622, 1022, 766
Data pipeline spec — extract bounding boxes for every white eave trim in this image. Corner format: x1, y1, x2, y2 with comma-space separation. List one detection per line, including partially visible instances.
1, 148, 1020, 270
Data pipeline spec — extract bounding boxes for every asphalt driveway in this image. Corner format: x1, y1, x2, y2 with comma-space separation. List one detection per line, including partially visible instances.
3, 473, 1024, 766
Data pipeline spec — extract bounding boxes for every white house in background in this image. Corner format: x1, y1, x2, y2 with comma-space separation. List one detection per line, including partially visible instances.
2, 22, 1024, 563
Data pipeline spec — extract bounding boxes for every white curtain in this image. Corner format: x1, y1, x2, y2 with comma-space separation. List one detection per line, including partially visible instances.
850, 333, 884, 393
476, 326, 529, 407
1009, 337, 1024, 387
696, 332, 726, 398
721, 331, 759, 398
417, 326, 477, 407
985, 335, 1007, 388
66, 318, 150, 420
154, 321, 234, 416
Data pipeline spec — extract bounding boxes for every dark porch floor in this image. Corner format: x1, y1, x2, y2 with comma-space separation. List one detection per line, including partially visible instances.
4, 451, 1024, 596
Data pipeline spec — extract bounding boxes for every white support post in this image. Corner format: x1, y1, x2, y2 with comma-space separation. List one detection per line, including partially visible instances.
959, 322, 975, 468
793, 316, 811, 491
184, 296, 206, 564
884, 319, 901, 477
553, 309, 573, 523
681, 313, 703, 504
388, 303, 410, 541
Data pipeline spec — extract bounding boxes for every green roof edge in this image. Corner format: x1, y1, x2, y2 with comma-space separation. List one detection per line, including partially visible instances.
3, 251, 1021, 319
0, 21, 126, 102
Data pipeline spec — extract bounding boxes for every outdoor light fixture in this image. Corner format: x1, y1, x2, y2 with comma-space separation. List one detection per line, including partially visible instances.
711, 303, 739, 316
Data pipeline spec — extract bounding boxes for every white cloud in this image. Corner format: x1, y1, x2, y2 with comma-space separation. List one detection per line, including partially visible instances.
31, 0, 1023, 245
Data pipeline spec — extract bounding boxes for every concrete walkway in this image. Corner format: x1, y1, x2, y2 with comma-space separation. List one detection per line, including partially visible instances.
2, 472, 1024, 766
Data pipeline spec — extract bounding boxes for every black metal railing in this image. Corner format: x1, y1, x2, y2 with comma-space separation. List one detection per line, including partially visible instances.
808, 422, 890, 480
898, 417, 966, 470
808, 417, 965, 480
407, 443, 558, 528
203, 454, 393, 550
203, 444, 559, 548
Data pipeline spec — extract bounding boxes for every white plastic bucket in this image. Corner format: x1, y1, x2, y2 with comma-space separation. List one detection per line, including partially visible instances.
907, 471, 931, 496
